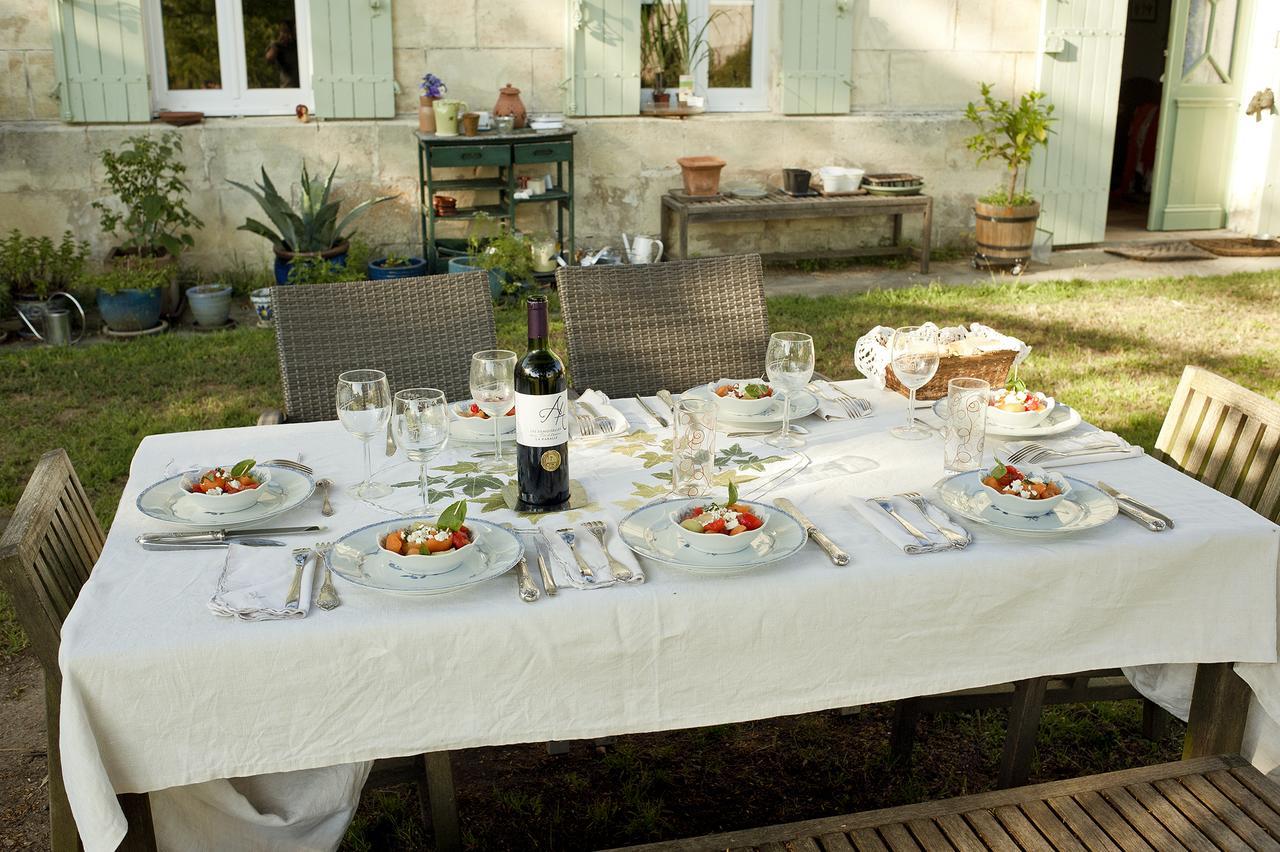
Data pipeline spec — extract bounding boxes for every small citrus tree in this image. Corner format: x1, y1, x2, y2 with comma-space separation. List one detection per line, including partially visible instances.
964, 83, 1055, 207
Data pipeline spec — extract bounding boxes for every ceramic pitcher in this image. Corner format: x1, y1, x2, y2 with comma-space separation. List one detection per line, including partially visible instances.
625, 234, 663, 264
433, 99, 467, 136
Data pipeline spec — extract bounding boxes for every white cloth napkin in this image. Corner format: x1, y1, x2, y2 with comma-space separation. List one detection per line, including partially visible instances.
572, 389, 631, 438
851, 496, 970, 554
809, 380, 859, 420
542, 522, 644, 588
208, 543, 317, 621
1002, 431, 1144, 468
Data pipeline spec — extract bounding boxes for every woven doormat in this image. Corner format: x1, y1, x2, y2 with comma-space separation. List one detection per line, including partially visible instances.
1104, 241, 1217, 262
1190, 238, 1280, 258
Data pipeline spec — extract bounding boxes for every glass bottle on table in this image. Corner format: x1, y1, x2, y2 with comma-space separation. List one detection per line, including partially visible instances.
765, 331, 815, 448
514, 296, 570, 510
889, 325, 940, 440
392, 388, 449, 514
470, 350, 518, 473
336, 368, 393, 499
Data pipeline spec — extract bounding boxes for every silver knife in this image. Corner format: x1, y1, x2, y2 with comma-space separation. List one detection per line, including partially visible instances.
138, 537, 286, 550
138, 525, 322, 543
634, 395, 669, 427
1096, 481, 1172, 530
501, 523, 541, 602
774, 498, 850, 565
533, 530, 558, 595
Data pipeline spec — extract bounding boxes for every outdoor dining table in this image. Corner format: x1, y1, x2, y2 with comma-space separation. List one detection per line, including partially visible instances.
59, 380, 1280, 850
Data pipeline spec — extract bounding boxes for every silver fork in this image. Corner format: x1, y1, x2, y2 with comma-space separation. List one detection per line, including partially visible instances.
264, 458, 314, 475
582, 520, 634, 581
576, 398, 616, 435
870, 497, 932, 546
569, 399, 597, 436
1005, 440, 1120, 466
899, 491, 968, 548
314, 541, 341, 610
819, 382, 873, 418
556, 527, 596, 583
285, 547, 310, 607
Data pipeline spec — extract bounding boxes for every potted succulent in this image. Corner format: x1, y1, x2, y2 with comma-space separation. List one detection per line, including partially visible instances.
92, 131, 202, 315
230, 163, 396, 284
641, 0, 717, 107
965, 83, 1054, 272
368, 252, 429, 280
1, 230, 89, 336
419, 73, 447, 134
94, 259, 172, 332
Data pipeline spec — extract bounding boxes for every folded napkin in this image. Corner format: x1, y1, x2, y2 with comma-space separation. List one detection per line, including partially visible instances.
809, 380, 865, 420
572, 390, 631, 438
543, 522, 644, 589
1002, 431, 1143, 468
209, 543, 317, 621
852, 496, 970, 554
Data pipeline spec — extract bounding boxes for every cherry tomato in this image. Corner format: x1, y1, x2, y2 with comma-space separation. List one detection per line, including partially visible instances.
450, 530, 470, 550
703, 518, 726, 534
690, 507, 704, 517
737, 513, 763, 531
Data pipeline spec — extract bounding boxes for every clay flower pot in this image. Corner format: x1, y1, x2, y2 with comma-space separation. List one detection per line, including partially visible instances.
677, 156, 726, 197
419, 96, 438, 134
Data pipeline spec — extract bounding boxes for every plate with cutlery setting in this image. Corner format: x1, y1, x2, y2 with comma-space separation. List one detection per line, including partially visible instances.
136, 460, 316, 528
933, 468, 1118, 537
682, 382, 821, 426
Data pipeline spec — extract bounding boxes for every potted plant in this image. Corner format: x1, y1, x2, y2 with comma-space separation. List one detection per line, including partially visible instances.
94, 259, 172, 332
285, 255, 367, 285
92, 131, 202, 315
368, 252, 429, 280
2, 230, 89, 335
449, 215, 535, 300
965, 83, 1054, 272
642, 0, 718, 107
230, 163, 396, 284
677, 156, 727, 196
419, 73, 447, 134
186, 281, 233, 328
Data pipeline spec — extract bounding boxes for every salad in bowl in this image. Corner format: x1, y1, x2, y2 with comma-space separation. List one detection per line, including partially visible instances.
670, 482, 770, 554
452, 401, 516, 439
709, 380, 776, 417
379, 500, 474, 575
987, 380, 1056, 430
980, 459, 1070, 517
180, 460, 271, 513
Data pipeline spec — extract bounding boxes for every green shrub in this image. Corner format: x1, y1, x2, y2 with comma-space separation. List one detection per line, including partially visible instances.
93, 131, 202, 257
91, 259, 173, 295
965, 83, 1054, 207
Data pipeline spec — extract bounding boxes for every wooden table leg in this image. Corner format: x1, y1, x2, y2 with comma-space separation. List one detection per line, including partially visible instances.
117, 793, 157, 852
999, 677, 1048, 788
1184, 662, 1251, 758
892, 212, 903, 248
659, 202, 671, 261
679, 212, 689, 260
423, 751, 462, 852
920, 197, 933, 274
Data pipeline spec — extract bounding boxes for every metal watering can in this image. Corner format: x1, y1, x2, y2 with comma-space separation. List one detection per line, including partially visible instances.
17, 291, 86, 345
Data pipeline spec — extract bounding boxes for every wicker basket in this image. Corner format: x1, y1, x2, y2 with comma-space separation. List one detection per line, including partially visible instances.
885, 349, 1017, 400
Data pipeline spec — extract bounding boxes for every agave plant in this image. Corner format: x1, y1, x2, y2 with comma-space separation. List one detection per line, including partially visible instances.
230, 163, 396, 255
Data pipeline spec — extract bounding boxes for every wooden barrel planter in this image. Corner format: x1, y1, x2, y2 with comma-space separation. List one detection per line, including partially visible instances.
973, 200, 1040, 273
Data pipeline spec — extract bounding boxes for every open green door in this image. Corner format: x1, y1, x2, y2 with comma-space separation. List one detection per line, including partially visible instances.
1149, 0, 1254, 230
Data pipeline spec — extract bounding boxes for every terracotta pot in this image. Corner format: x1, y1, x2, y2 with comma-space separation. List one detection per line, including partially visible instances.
676, 156, 726, 197
461, 112, 480, 137
494, 82, 527, 129
418, 96, 437, 134
653, 92, 671, 106
974, 200, 1041, 265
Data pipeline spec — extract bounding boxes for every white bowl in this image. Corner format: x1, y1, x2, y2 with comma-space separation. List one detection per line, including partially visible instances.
986, 394, 1056, 430
451, 403, 515, 439
707, 381, 777, 417
818, 166, 865, 193
380, 529, 474, 576
180, 466, 271, 514
983, 469, 1071, 517
670, 501, 770, 555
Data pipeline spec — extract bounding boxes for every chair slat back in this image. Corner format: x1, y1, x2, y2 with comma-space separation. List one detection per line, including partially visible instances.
271, 273, 496, 422
0, 450, 104, 675
556, 254, 770, 397
1154, 366, 1280, 522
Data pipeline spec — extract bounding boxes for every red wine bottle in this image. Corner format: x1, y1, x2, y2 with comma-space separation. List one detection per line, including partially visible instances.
515, 296, 570, 509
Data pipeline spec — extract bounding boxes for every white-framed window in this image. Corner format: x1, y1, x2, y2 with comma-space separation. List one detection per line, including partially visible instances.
143, 0, 314, 116
641, 0, 771, 113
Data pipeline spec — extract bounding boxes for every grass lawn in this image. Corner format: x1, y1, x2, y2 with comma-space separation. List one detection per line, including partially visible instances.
1, 270, 1277, 846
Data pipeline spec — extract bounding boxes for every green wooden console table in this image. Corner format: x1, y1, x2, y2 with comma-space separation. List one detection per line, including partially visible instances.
416, 129, 576, 272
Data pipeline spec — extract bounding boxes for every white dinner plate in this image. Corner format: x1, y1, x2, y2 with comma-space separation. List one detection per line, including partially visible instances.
327, 517, 521, 595
449, 401, 516, 443
618, 498, 808, 574
931, 397, 1083, 438
135, 464, 315, 528
933, 471, 1118, 537
681, 384, 820, 426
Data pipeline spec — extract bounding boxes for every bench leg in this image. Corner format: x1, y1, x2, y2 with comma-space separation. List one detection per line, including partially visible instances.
1185, 662, 1251, 758
920, 197, 933, 274
890, 699, 922, 765
892, 213, 903, 247
999, 677, 1048, 788
660, 203, 671, 261
422, 751, 461, 852
679, 214, 689, 260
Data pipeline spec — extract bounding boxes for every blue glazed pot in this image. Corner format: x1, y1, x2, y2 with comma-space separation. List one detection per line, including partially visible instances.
368, 257, 430, 280
249, 287, 274, 326
273, 242, 349, 285
447, 256, 504, 299
97, 288, 163, 332
186, 284, 232, 328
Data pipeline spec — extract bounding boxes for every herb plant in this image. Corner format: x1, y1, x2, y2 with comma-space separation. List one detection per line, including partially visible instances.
91, 258, 174, 295
92, 131, 203, 257
285, 255, 366, 285
964, 83, 1055, 207
0, 230, 89, 300
466, 216, 535, 296
641, 1, 720, 92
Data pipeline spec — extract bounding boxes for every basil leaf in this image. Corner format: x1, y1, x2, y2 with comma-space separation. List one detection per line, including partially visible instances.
436, 499, 467, 531
727, 479, 739, 507
744, 383, 766, 399
990, 459, 1007, 481
229, 458, 256, 478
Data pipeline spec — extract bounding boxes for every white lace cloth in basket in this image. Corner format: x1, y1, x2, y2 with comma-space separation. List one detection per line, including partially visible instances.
854, 322, 1031, 390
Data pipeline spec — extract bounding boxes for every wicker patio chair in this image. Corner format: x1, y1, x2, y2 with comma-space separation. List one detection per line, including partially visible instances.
263, 272, 495, 424
0, 450, 156, 851
555, 254, 770, 397
892, 365, 1280, 787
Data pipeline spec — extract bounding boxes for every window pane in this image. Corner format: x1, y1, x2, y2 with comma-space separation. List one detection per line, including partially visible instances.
1182, 0, 1237, 84
244, 0, 300, 89
161, 0, 221, 90
708, 1, 753, 88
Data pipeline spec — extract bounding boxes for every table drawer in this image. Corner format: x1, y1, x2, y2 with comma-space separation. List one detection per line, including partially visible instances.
514, 141, 572, 164
430, 145, 511, 168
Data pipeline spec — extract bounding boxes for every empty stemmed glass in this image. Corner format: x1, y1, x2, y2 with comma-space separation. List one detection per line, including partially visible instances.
470, 350, 518, 473
765, 332, 815, 448
889, 325, 940, 440
392, 388, 449, 514
336, 369, 393, 499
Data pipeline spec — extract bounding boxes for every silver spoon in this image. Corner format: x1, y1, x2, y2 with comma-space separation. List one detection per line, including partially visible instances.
316, 478, 334, 516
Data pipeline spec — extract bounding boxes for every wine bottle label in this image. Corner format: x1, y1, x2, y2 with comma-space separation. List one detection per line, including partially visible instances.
514, 391, 569, 447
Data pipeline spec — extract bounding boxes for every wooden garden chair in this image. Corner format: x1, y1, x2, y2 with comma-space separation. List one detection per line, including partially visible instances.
893, 365, 1280, 787
556, 254, 770, 397
0, 449, 156, 851
260, 272, 495, 424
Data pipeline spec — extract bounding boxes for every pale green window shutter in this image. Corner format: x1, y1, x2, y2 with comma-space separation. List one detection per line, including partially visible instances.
780, 0, 853, 115
310, 0, 395, 119
49, 0, 150, 122
565, 0, 641, 117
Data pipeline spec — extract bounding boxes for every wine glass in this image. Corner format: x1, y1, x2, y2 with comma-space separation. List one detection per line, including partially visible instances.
764, 332, 815, 448
889, 325, 941, 440
470, 350, 518, 473
392, 388, 449, 514
336, 369, 393, 499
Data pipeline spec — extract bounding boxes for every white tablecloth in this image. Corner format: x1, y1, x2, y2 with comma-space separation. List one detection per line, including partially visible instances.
59, 382, 1280, 850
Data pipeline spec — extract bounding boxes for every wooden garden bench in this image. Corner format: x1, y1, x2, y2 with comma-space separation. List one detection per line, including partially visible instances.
659, 190, 933, 273
611, 755, 1280, 851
